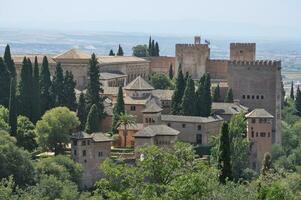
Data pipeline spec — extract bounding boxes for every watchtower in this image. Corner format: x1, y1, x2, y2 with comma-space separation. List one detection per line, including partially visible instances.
230, 43, 256, 61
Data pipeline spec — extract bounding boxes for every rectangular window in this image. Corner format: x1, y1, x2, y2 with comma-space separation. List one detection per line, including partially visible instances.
130, 106, 136, 111
260, 132, 266, 137
74, 150, 77, 156
87, 140, 90, 145
73, 140, 77, 146
196, 134, 202, 144
251, 119, 256, 123
251, 131, 254, 138
256, 132, 258, 137
198, 125, 202, 131
98, 152, 103, 157
182, 124, 186, 128
82, 141, 86, 146
82, 150, 86, 157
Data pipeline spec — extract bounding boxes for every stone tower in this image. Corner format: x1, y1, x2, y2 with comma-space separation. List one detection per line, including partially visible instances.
245, 109, 273, 171
175, 36, 210, 80
142, 102, 163, 127
227, 60, 282, 144
230, 43, 256, 61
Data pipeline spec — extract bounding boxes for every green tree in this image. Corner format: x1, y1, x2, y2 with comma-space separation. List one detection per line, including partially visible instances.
51, 62, 64, 107
196, 75, 205, 116
109, 49, 115, 56
148, 36, 152, 55
40, 56, 52, 114
225, 88, 234, 103
111, 86, 125, 134
171, 65, 185, 115
85, 104, 100, 134
31, 56, 41, 123
18, 57, 33, 120
0, 105, 10, 132
150, 73, 173, 89
169, 64, 173, 80
36, 107, 80, 155
295, 86, 301, 115
116, 112, 136, 147
290, 81, 294, 100
218, 122, 232, 184
8, 78, 17, 135
155, 42, 160, 56
77, 92, 86, 131
213, 84, 221, 102
3, 45, 16, 77
62, 71, 77, 111
0, 58, 10, 107
195, 73, 212, 117
132, 44, 148, 57
117, 44, 124, 56
85, 53, 104, 118
16, 116, 37, 152
151, 40, 155, 56
261, 152, 272, 176
181, 76, 196, 115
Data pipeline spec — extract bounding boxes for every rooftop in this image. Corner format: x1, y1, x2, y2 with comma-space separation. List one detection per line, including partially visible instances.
124, 76, 154, 91
53, 48, 90, 60
142, 102, 163, 113
161, 114, 223, 123
98, 56, 149, 64
134, 125, 179, 137
117, 123, 144, 130
100, 72, 127, 80
12, 55, 56, 64
71, 131, 113, 142
212, 102, 249, 115
151, 89, 174, 101
245, 109, 274, 119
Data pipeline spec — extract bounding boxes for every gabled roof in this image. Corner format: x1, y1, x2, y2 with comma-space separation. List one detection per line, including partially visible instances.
12, 55, 56, 64
161, 115, 223, 123
71, 132, 113, 142
142, 102, 163, 113
245, 109, 274, 118
124, 76, 154, 91
98, 56, 149, 64
134, 125, 179, 138
53, 48, 90, 60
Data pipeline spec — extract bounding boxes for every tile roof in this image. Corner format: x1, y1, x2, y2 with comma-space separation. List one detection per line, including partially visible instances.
151, 89, 174, 101
71, 132, 113, 142
102, 87, 119, 96
100, 72, 127, 80
117, 123, 144, 130
124, 96, 150, 105
98, 56, 149, 64
134, 125, 179, 137
161, 114, 223, 123
142, 102, 163, 113
53, 48, 90, 60
12, 55, 56, 64
124, 76, 154, 91
245, 109, 274, 118
212, 102, 249, 115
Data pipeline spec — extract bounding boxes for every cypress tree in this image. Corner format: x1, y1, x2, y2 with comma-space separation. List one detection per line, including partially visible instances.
196, 75, 206, 116
290, 81, 294, 100
85, 53, 104, 118
18, 57, 33, 119
0, 57, 10, 107
184, 71, 189, 89
77, 92, 86, 131
181, 76, 196, 115
109, 49, 115, 56
151, 40, 155, 56
111, 86, 125, 134
218, 122, 232, 184
51, 63, 64, 106
295, 86, 301, 115
155, 42, 160, 56
203, 73, 212, 116
171, 64, 185, 115
225, 88, 234, 103
213, 84, 221, 102
261, 152, 272, 176
4, 44, 16, 77
85, 104, 100, 134
40, 56, 52, 114
9, 78, 17, 136
117, 45, 124, 56
168, 64, 173, 80
31, 57, 41, 123
62, 71, 77, 111
148, 36, 152, 55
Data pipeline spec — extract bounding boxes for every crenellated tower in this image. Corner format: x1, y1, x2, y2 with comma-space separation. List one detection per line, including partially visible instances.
230, 43, 256, 61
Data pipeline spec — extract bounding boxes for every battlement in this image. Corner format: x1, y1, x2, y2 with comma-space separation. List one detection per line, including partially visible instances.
230, 43, 256, 48
176, 43, 209, 49
230, 60, 281, 67
208, 59, 229, 64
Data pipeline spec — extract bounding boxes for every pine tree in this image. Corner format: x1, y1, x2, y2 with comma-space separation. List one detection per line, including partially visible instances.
0, 57, 10, 107
85, 104, 100, 134
4, 44, 16, 77
155, 42, 160, 56
225, 88, 234, 103
18, 57, 33, 120
51, 63, 64, 107
181, 76, 196, 115
196, 75, 206, 116
290, 81, 294, 100
31, 57, 41, 123
171, 64, 185, 115
62, 71, 77, 111
213, 84, 221, 102
168, 64, 173, 80
295, 86, 301, 115
203, 73, 212, 116
85, 53, 104, 118
111, 86, 125, 134
40, 56, 52, 114
261, 152, 272, 176
109, 49, 115, 56
148, 36, 152, 56
9, 78, 17, 136
117, 45, 124, 56
218, 122, 232, 184
77, 92, 86, 131
151, 40, 155, 56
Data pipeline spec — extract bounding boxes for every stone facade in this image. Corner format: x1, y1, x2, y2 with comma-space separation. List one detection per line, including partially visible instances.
148, 56, 176, 75
206, 60, 229, 80
230, 43, 256, 61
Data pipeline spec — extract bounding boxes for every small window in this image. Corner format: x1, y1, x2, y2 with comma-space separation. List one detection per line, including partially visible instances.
242, 95, 246, 99
82, 141, 86, 146
256, 132, 258, 137
252, 95, 255, 99
84, 159, 87, 163
82, 150, 86, 157
251, 132, 254, 138
256, 95, 259, 99
268, 132, 270, 137
260, 132, 266, 137
73, 140, 77, 146
98, 152, 103, 157
182, 124, 186, 128
252, 119, 256, 123
167, 123, 171, 127
130, 106, 136, 111
196, 134, 202, 144
145, 118, 148, 123
261, 95, 264, 99
198, 125, 202, 131
87, 140, 90, 145
240, 50, 243, 53
74, 150, 77, 156
247, 95, 250, 99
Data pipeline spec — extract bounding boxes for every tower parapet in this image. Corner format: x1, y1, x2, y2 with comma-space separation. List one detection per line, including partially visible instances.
230, 60, 281, 68
230, 43, 256, 61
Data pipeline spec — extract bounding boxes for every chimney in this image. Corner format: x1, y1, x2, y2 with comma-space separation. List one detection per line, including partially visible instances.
194, 36, 201, 45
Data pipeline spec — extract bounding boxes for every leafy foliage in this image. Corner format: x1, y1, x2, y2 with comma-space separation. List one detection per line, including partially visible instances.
16, 116, 37, 152
150, 73, 174, 90
85, 104, 100, 134
132, 44, 149, 57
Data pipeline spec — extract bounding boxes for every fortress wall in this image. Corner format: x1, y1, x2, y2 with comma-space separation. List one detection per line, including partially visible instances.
206, 59, 229, 80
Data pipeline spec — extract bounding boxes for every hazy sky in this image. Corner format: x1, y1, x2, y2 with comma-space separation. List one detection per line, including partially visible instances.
0, 0, 300, 39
